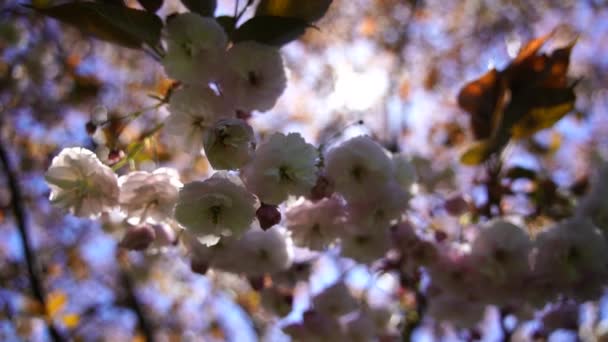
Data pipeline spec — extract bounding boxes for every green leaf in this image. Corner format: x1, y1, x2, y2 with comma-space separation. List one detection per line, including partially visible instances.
27, 2, 163, 49
137, 0, 163, 13
457, 68, 506, 140
232, 15, 311, 46
510, 88, 576, 139
180, 0, 216, 17
255, 0, 332, 22
460, 140, 495, 166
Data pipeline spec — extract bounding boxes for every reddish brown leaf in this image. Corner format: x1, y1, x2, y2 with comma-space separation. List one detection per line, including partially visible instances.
457, 68, 506, 139
256, 0, 333, 23
458, 32, 578, 165
542, 40, 576, 88
512, 32, 553, 65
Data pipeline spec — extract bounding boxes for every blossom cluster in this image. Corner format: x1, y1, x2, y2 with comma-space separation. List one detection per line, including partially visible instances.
43, 10, 608, 338
420, 218, 608, 328
163, 13, 285, 160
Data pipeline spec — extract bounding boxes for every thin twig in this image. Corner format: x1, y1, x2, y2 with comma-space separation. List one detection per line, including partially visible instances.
236, 0, 255, 23
233, 0, 240, 18
0, 137, 64, 342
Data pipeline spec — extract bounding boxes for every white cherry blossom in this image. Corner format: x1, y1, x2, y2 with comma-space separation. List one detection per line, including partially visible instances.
165, 84, 234, 153
426, 293, 486, 328
346, 314, 377, 342
242, 132, 318, 205
174, 172, 258, 239
220, 41, 287, 112
340, 224, 391, 264
283, 310, 345, 342
533, 218, 608, 300
285, 196, 346, 250
312, 281, 359, 317
118, 168, 182, 223
576, 162, 608, 234
203, 118, 255, 170
346, 181, 409, 226
392, 153, 417, 191
162, 13, 228, 83
470, 220, 532, 283
45, 147, 119, 218
325, 135, 394, 201
212, 227, 293, 276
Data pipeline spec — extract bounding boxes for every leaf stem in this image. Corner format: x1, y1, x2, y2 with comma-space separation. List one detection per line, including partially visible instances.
111, 122, 165, 171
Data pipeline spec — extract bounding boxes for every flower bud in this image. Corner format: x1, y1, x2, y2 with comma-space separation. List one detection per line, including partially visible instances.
191, 258, 210, 275
444, 194, 469, 216
85, 121, 97, 135
119, 225, 156, 250
257, 203, 281, 231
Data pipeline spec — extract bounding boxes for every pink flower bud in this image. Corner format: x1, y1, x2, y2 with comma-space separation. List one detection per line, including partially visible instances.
248, 276, 265, 291
257, 203, 281, 230
119, 225, 156, 250
191, 258, 209, 275
85, 121, 97, 135
434, 230, 448, 243
444, 194, 470, 216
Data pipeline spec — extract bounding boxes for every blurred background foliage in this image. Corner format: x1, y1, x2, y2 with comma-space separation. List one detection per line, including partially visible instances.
1, 0, 608, 340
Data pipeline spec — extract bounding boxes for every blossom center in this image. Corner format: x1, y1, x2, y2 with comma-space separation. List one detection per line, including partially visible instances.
493, 248, 508, 263
350, 164, 365, 182
566, 245, 581, 263
279, 166, 295, 183
182, 41, 197, 57
354, 234, 370, 245
217, 126, 230, 144
193, 117, 206, 128
247, 71, 262, 87
258, 248, 270, 261
209, 205, 222, 225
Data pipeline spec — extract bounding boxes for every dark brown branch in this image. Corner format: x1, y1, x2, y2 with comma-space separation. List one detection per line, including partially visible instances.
400, 270, 427, 342
401, 289, 427, 342
120, 267, 155, 342
500, 308, 514, 342
0, 138, 64, 342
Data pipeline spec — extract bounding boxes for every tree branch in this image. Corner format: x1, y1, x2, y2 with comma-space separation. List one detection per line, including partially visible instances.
120, 266, 155, 342
0, 138, 64, 342
401, 289, 427, 342
400, 271, 427, 342
500, 308, 514, 342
